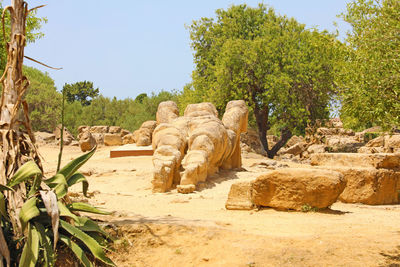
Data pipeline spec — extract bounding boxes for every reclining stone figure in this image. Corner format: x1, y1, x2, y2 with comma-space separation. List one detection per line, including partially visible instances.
152, 100, 248, 193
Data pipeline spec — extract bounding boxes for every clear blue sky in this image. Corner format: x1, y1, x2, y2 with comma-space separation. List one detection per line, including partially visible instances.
24, 0, 352, 99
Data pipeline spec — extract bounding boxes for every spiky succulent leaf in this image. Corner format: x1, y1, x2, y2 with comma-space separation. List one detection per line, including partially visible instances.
58, 146, 96, 181
67, 172, 89, 197
19, 197, 40, 231
34, 222, 55, 267
59, 234, 93, 267
19, 224, 40, 267
8, 161, 42, 188
60, 220, 115, 266
68, 202, 111, 215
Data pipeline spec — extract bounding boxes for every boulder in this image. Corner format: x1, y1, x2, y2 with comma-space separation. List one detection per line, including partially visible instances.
285, 135, 304, 148
156, 101, 179, 124
283, 142, 307, 156
120, 129, 130, 137
385, 135, 400, 150
332, 167, 400, 205
89, 126, 109, 134
54, 125, 74, 145
310, 153, 400, 169
251, 168, 345, 210
109, 126, 121, 134
366, 136, 384, 147
225, 181, 254, 210
78, 125, 90, 134
79, 131, 96, 152
104, 133, 122, 146
317, 127, 339, 136
307, 144, 326, 154
91, 133, 104, 145
122, 133, 135, 144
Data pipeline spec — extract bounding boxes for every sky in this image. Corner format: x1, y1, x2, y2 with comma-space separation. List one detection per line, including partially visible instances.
24, 0, 352, 100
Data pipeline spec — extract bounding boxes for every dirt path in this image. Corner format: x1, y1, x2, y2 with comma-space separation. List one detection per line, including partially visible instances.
40, 145, 400, 266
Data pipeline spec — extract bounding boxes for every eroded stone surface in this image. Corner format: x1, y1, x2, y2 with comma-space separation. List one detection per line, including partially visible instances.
251, 168, 345, 210
310, 153, 400, 169
152, 100, 248, 193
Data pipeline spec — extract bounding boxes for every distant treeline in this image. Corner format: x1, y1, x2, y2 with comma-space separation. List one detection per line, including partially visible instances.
23, 66, 179, 136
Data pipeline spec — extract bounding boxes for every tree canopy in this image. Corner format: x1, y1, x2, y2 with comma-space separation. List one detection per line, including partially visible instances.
23, 66, 61, 131
63, 81, 100, 106
339, 0, 400, 129
185, 4, 341, 158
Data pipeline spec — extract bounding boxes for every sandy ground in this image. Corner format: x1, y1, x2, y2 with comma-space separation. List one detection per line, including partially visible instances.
39, 144, 400, 267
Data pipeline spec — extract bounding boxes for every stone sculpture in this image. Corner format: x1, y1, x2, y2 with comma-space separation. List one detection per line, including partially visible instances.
152, 100, 248, 193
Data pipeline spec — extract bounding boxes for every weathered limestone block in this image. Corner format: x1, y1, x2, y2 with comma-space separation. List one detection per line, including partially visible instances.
120, 129, 130, 137
225, 181, 254, 210
156, 101, 179, 124
365, 136, 384, 147
122, 133, 135, 144
79, 131, 96, 152
104, 133, 122, 146
310, 153, 400, 169
78, 125, 90, 135
89, 126, 109, 133
252, 168, 345, 210
285, 135, 304, 148
54, 125, 74, 145
385, 135, 400, 151
283, 142, 307, 156
109, 126, 121, 134
135, 120, 157, 146
307, 144, 326, 154
91, 133, 104, 145
331, 167, 400, 205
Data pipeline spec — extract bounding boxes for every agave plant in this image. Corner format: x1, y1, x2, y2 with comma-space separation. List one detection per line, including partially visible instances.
0, 146, 115, 267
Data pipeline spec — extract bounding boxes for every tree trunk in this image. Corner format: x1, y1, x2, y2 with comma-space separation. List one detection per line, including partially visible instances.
254, 105, 292, 159
0, 0, 41, 237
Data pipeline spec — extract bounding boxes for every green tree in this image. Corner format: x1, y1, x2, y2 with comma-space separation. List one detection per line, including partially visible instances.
187, 4, 341, 158
63, 81, 99, 106
23, 66, 62, 131
339, 0, 400, 129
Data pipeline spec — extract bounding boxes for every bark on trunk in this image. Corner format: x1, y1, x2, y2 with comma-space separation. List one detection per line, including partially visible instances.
254, 105, 292, 159
0, 0, 41, 237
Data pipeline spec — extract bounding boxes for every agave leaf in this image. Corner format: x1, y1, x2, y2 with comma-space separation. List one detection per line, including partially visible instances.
27, 169, 43, 198
57, 201, 78, 222
59, 234, 93, 267
44, 174, 68, 199
8, 161, 42, 188
0, 192, 8, 220
67, 172, 89, 197
60, 220, 115, 266
68, 202, 111, 215
34, 222, 55, 267
58, 146, 96, 181
87, 232, 109, 248
19, 197, 40, 231
75, 217, 109, 238
0, 223, 10, 267
19, 224, 40, 267
0, 184, 14, 192
39, 191, 59, 250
